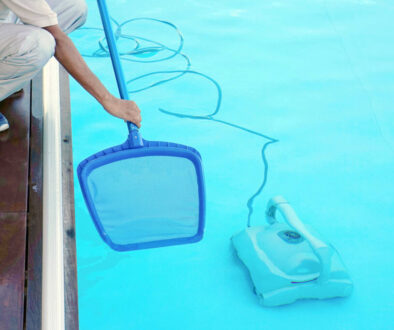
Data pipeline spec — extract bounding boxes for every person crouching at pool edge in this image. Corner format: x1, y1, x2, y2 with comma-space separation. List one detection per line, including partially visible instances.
0, 0, 142, 133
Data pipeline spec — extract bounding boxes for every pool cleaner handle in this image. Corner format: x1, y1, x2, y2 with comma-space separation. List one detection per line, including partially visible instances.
96, 0, 143, 145
266, 196, 333, 282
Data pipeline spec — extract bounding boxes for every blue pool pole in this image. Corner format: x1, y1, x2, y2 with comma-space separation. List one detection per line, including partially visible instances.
96, 0, 142, 146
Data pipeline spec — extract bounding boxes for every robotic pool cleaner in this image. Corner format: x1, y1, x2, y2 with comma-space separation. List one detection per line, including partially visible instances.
232, 196, 353, 307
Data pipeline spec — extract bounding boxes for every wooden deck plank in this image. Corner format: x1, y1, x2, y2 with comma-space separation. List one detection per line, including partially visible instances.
0, 85, 31, 329
0, 87, 31, 213
0, 213, 26, 330
25, 73, 44, 330
1, 68, 79, 329
60, 65, 80, 330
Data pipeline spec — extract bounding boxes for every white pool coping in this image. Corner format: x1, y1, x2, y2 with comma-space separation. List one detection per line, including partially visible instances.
41, 57, 65, 330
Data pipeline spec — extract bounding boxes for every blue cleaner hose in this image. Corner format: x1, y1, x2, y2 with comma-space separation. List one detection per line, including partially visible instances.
77, 16, 279, 227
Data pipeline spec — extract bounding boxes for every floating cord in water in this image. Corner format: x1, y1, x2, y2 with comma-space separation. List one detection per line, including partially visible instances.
77, 17, 279, 227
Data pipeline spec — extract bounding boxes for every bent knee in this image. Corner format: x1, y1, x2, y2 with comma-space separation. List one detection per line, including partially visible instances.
17, 29, 55, 70
4, 26, 56, 72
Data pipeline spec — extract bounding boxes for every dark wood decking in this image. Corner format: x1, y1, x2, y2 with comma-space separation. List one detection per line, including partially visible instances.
25, 73, 44, 330
0, 84, 31, 330
60, 66, 79, 330
0, 68, 79, 330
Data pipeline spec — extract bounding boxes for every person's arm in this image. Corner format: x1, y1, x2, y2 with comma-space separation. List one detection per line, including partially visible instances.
43, 24, 141, 127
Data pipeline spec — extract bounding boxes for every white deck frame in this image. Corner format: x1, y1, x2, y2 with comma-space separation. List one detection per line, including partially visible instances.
41, 58, 65, 330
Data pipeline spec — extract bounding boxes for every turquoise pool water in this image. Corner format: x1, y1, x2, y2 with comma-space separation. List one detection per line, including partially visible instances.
70, 0, 394, 329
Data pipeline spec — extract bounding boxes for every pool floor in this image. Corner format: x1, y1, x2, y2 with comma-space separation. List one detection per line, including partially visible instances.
70, 0, 394, 329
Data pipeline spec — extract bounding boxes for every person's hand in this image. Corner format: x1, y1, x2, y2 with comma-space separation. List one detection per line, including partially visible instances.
102, 95, 142, 127
42, 25, 142, 127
